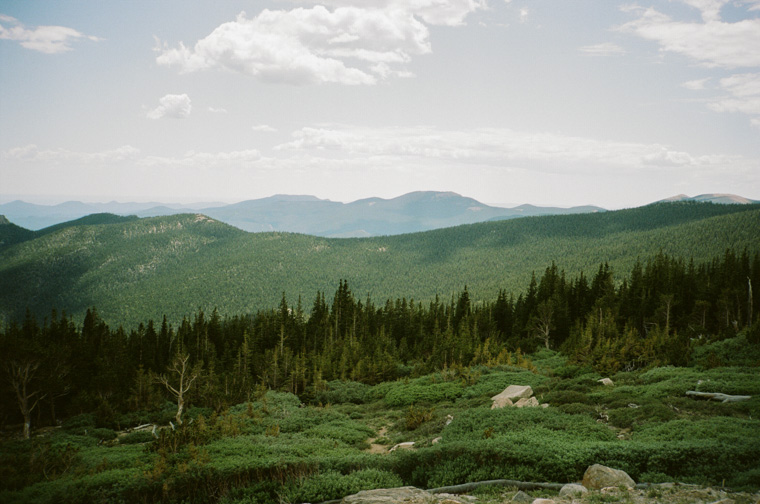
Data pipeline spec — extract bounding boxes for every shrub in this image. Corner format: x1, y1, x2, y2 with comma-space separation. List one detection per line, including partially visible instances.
405, 405, 434, 430
607, 402, 676, 429
383, 381, 463, 407
284, 469, 403, 503
61, 413, 95, 433
314, 380, 371, 405
119, 431, 155, 445
88, 428, 117, 441
542, 390, 591, 405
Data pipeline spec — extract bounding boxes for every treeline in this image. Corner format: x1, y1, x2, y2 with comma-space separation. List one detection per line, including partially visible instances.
1, 249, 758, 435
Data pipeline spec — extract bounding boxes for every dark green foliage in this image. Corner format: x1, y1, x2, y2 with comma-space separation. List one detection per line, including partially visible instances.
381, 380, 463, 407
282, 469, 403, 503
405, 405, 434, 430
88, 428, 117, 441
118, 431, 155, 444
313, 380, 371, 404
61, 414, 96, 433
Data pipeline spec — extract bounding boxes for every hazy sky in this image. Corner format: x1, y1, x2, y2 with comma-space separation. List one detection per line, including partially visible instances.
2, 0, 759, 208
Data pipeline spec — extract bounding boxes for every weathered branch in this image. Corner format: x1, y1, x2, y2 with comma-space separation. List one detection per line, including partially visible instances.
685, 391, 751, 403
428, 479, 565, 494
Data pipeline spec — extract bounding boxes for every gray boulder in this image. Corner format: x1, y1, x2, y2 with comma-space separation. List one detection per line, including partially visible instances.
514, 397, 540, 408
559, 483, 588, 497
491, 385, 533, 409
582, 464, 635, 489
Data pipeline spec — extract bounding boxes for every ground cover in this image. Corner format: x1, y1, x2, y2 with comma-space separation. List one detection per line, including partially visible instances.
1, 346, 758, 503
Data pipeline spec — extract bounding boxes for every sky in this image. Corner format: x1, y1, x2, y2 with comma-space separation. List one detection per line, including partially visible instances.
1, 0, 759, 209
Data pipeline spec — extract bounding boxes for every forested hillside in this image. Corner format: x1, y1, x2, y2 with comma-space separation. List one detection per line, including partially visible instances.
1, 202, 759, 327
1, 247, 758, 502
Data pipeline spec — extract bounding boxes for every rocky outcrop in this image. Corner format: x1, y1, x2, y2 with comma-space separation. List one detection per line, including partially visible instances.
491, 385, 545, 409
514, 397, 540, 408
582, 464, 635, 489
597, 378, 614, 386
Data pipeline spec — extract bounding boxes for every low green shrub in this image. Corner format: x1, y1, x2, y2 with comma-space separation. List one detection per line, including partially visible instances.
314, 380, 371, 404
119, 431, 155, 445
542, 390, 592, 405
283, 469, 403, 503
383, 381, 463, 407
405, 405, 434, 430
61, 413, 95, 433
556, 403, 597, 418
88, 428, 117, 441
303, 419, 375, 447
607, 402, 676, 429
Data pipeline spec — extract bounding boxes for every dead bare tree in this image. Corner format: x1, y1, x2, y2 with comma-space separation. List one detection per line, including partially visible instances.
532, 301, 555, 350
155, 353, 200, 426
7, 359, 47, 439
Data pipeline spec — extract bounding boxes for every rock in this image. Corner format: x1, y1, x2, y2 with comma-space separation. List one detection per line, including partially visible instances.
559, 484, 588, 497
389, 441, 415, 452
541, 403, 549, 408
531, 499, 555, 504
432, 437, 442, 444
491, 396, 514, 409
708, 499, 735, 504
514, 397, 540, 408
492, 385, 533, 403
598, 378, 614, 386
511, 490, 532, 502
582, 464, 635, 489
342, 486, 433, 503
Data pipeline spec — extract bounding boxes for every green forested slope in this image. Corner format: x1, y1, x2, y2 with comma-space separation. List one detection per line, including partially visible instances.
1, 202, 758, 326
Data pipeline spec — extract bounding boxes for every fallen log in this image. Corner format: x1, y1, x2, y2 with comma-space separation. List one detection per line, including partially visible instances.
428, 479, 565, 494
685, 391, 751, 403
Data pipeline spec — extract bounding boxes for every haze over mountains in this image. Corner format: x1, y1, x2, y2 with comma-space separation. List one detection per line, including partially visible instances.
1, 191, 755, 237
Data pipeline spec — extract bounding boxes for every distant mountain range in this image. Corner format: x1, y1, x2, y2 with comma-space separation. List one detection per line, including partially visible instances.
658, 194, 759, 205
0, 191, 754, 237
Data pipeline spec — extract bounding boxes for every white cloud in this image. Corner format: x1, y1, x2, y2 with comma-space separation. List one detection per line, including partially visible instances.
252, 124, 278, 132
0, 14, 100, 54
285, 0, 486, 27
579, 42, 626, 56
518, 8, 529, 23
678, 0, 730, 22
707, 73, 760, 116
3, 144, 141, 163
139, 149, 262, 169
155, 6, 434, 85
618, 4, 760, 68
147, 94, 192, 120
274, 125, 743, 173
682, 78, 711, 90
208, 106, 228, 114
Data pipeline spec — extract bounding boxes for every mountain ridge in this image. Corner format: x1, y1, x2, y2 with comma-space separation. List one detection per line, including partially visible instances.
1, 201, 758, 327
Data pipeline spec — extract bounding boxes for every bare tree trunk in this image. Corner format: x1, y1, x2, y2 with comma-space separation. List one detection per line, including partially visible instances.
749, 277, 754, 326
8, 360, 46, 440
155, 353, 199, 426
